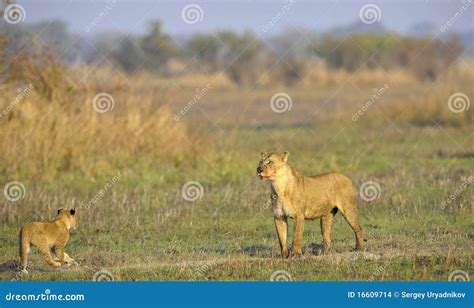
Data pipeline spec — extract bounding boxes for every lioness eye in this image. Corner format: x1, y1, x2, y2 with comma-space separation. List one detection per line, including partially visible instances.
267, 160, 273, 165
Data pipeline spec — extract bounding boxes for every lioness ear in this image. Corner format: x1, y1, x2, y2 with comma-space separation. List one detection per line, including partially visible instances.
282, 151, 289, 162
57, 208, 65, 215
70, 209, 76, 215
261, 149, 268, 158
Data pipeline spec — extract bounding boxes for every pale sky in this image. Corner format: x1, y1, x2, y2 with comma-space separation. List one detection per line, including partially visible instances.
13, 0, 474, 35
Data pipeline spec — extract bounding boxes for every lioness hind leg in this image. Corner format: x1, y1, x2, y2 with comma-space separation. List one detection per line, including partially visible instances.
338, 203, 364, 250
320, 210, 336, 253
343, 213, 364, 250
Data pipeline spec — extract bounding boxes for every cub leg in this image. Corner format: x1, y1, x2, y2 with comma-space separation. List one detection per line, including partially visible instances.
54, 244, 65, 263
320, 212, 335, 253
38, 246, 61, 267
19, 235, 30, 274
292, 215, 305, 257
62, 252, 78, 265
52, 247, 77, 266
274, 217, 289, 258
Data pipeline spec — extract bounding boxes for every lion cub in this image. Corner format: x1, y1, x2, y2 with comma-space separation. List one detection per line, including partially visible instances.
257, 150, 364, 258
19, 208, 78, 274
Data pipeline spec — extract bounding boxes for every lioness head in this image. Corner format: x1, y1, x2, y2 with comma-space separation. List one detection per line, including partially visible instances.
256, 150, 289, 181
57, 208, 78, 230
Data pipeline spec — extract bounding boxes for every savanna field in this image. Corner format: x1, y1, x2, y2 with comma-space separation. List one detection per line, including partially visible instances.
1, 0, 474, 281
0, 55, 472, 281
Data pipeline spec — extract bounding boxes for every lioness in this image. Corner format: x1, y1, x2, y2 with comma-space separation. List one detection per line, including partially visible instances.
256, 150, 363, 258
19, 208, 78, 274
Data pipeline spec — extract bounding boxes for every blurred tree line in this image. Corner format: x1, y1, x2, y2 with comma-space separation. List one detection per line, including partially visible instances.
0, 20, 466, 85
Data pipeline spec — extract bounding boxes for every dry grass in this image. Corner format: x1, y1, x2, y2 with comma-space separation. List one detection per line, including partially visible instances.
0, 51, 198, 181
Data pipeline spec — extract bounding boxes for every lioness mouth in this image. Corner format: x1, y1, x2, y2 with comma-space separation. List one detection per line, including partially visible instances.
258, 174, 275, 181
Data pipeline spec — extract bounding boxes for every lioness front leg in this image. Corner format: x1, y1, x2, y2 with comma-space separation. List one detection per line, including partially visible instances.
292, 215, 305, 257
274, 217, 289, 258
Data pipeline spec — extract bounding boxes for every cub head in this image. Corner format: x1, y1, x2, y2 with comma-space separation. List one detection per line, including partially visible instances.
256, 150, 289, 181
57, 208, 78, 230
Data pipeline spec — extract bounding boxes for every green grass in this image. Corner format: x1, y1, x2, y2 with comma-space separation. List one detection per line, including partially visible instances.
1, 122, 472, 281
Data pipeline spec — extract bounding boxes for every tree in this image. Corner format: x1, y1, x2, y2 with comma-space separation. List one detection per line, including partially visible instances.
140, 21, 177, 73
112, 37, 145, 74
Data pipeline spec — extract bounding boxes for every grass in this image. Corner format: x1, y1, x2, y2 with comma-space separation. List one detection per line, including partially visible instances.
0, 123, 472, 281
0, 54, 472, 281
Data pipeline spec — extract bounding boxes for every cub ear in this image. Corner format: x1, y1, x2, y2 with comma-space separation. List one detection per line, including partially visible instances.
57, 208, 65, 215
261, 149, 268, 158
281, 151, 289, 162
70, 209, 76, 215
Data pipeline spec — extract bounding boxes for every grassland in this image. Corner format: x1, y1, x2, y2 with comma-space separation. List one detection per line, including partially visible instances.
0, 61, 473, 281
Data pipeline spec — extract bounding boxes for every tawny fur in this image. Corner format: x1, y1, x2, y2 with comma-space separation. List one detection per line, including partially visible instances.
19, 208, 78, 274
257, 150, 364, 258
